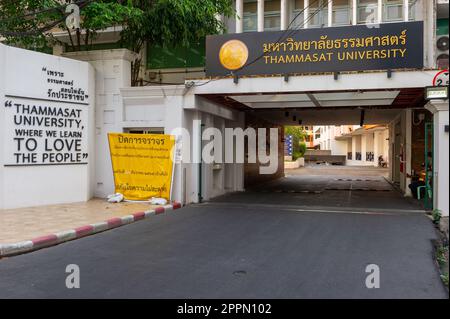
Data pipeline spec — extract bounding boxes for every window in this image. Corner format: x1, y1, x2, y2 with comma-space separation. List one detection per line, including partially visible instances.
291, 0, 305, 29
357, 0, 378, 24
333, 0, 351, 26
309, 0, 328, 28
265, 0, 281, 31
146, 40, 205, 69
65, 42, 121, 53
383, 0, 403, 22
243, 0, 258, 32
126, 128, 164, 134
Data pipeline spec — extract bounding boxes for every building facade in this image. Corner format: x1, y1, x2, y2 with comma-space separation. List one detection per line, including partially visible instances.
58, 0, 447, 215
313, 125, 390, 166
1, 0, 448, 227
50, 1, 448, 86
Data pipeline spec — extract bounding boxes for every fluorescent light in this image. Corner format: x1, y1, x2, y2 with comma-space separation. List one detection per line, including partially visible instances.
425, 86, 449, 100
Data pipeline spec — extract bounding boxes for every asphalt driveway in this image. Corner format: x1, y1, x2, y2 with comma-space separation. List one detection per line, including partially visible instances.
213, 174, 423, 211
0, 201, 447, 298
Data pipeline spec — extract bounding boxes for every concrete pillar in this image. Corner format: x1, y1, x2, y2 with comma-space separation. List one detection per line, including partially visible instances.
328, 0, 333, 27
281, 0, 288, 30
405, 109, 413, 196
352, 0, 357, 25
361, 134, 367, 165
258, 0, 265, 31
388, 122, 394, 181
235, 112, 245, 191
191, 111, 202, 203
403, 0, 409, 22
304, 0, 309, 28
383, 129, 389, 166
214, 117, 226, 196
399, 111, 407, 192
351, 135, 357, 164
373, 132, 380, 167
164, 97, 184, 203
365, 132, 375, 166
52, 43, 65, 56
62, 49, 138, 198
423, 0, 435, 68
236, 0, 244, 33
202, 114, 214, 200
377, 0, 382, 24
425, 101, 449, 222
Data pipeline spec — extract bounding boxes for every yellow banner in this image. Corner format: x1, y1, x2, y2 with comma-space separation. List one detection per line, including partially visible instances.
108, 133, 175, 201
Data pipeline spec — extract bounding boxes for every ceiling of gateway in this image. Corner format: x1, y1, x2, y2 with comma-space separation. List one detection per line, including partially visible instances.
200, 88, 426, 126
233, 91, 403, 125
231, 91, 401, 109
251, 108, 404, 126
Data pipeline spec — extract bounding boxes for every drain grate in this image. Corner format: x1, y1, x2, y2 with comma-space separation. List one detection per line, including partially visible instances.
335, 178, 381, 182
325, 187, 392, 191
233, 270, 247, 276
252, 190, 323, 194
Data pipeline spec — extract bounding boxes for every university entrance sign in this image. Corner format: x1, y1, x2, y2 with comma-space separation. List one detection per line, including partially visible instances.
2, 45, 90, 166
206, 21, 424, 77
0, 43, 94, 209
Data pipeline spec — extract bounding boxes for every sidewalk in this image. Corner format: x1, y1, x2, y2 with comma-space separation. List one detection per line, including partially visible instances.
0, 198, 181, 257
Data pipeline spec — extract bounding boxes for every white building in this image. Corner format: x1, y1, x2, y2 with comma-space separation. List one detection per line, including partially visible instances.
313, 125, 390, 166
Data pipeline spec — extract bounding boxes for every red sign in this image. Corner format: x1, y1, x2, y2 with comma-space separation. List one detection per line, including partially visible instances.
432, 69, 449, 86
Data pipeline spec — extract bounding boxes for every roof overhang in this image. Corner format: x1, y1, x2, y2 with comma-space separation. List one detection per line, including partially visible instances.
189, 70, 436, 125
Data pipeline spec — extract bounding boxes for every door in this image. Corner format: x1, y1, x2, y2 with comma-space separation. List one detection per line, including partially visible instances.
393, 122, 401, 184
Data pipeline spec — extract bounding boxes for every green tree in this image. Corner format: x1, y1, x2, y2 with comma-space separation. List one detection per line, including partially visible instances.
0, 0, 234, 85
298, 141, 307, 158
0, 1, 137, 50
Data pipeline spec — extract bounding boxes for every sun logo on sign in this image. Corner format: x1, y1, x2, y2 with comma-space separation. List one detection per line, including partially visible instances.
219, 40, 249, 71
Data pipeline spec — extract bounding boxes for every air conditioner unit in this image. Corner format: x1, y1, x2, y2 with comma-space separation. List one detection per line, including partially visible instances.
436, 34, 449, 69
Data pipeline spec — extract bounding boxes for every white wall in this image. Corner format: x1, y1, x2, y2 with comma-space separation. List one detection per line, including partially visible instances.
63, 49, 136, 199
388, 110, 409, 192
331, 139, 348, 156
313, 125, 388, 166
434, 108, 449, 217
119, 86, 245, 204
0, 44, 95, 209
47, 59, 246, 205
426, 100, 449, 217
0, 44, 5, 209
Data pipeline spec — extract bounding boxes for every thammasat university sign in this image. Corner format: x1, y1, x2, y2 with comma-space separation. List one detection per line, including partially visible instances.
206, 21, 424, 77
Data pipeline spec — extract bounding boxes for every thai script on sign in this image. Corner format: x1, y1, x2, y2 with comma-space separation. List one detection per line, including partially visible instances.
263, 30, 407, 53
42, 67, 88, 103
117, 135, 166, 145
260, 30, 409, 65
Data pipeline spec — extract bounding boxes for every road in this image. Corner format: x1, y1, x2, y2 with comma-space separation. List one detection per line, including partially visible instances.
0, 174, 447, 298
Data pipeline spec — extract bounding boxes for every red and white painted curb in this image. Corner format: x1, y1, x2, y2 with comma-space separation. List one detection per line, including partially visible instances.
0, 202, 182, 257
